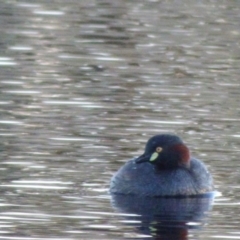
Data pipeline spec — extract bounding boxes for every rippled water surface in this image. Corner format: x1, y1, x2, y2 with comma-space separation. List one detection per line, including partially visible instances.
0, 0, 240, 239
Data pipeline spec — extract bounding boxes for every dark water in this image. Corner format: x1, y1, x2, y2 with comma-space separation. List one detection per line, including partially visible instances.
0, 0, 240, 239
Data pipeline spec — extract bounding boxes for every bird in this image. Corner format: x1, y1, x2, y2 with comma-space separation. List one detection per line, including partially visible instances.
110, 134, 213, 197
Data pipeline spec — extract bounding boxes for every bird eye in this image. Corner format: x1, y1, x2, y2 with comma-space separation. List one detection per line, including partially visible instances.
156, 147, 162, 153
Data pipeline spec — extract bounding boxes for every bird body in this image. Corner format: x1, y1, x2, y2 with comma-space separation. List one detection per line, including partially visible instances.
110, 134, 213, 197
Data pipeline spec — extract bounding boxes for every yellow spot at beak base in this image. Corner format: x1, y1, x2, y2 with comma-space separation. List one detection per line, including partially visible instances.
150, 152, 159, 161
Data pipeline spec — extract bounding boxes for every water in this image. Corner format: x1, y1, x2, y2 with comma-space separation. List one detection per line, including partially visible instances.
0, 0, 240, 239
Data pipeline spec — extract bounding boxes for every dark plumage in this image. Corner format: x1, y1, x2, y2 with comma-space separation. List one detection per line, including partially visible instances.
110, 134, 213, 197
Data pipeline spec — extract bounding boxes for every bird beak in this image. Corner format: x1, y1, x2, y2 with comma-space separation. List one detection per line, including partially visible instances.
135, 154, 150, 164
135, 152, 160, 164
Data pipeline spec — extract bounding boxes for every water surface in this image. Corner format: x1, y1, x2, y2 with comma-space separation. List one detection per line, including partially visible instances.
0, 0, 240, 239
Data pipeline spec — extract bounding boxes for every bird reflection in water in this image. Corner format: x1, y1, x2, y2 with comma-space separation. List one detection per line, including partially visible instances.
111, 193, 214, 240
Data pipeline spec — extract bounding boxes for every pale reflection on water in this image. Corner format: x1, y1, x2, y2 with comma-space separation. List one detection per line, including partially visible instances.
0, 0, 240, 239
